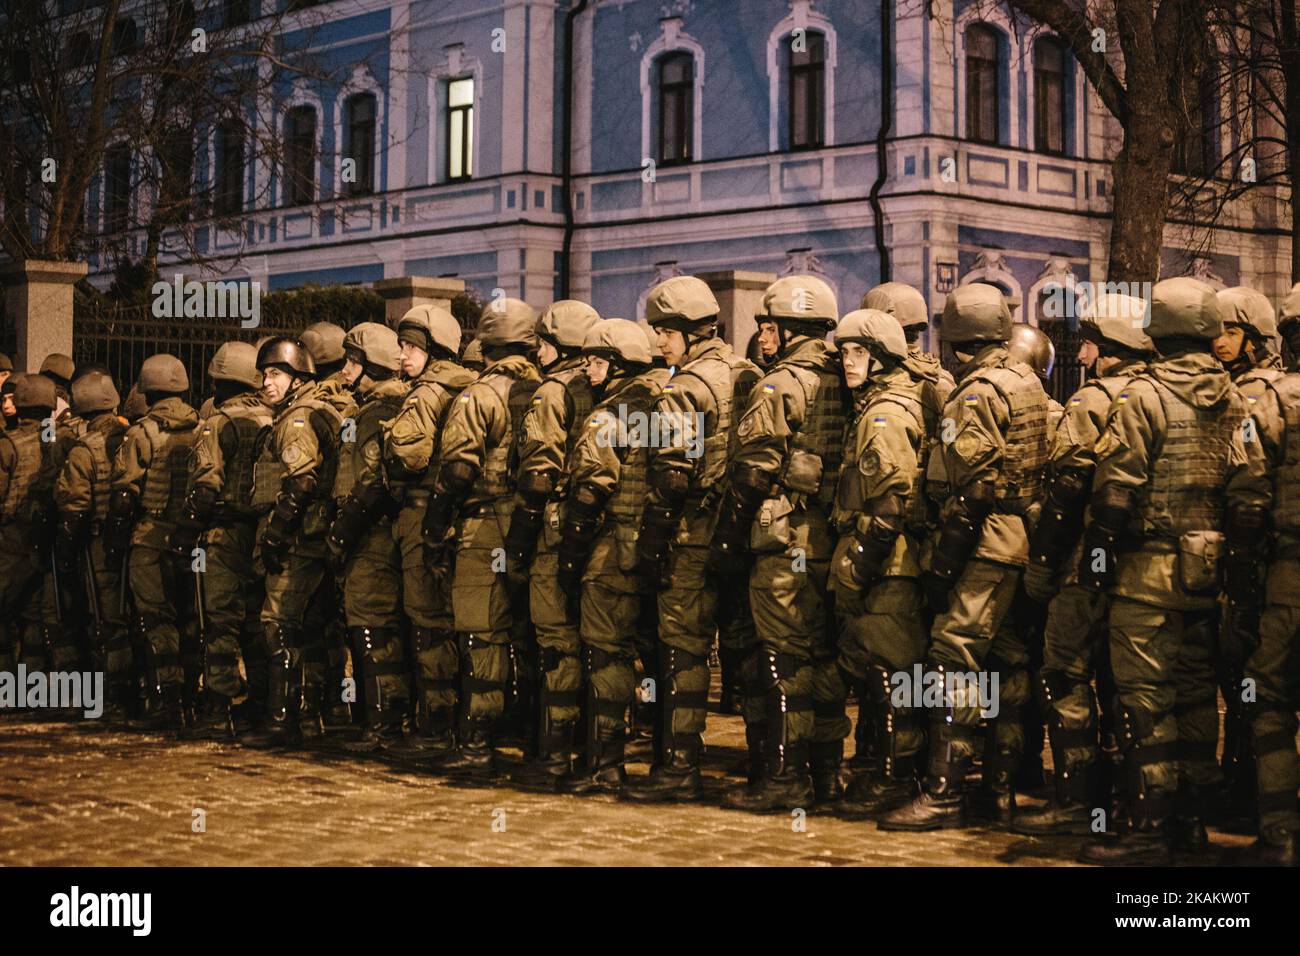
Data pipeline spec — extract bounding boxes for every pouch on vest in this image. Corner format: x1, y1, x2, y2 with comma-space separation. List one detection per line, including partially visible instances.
300, 499, 335, 539
614, 521, 640, 572
750, 493, 795, 553
781, 448, 823, 496
1177, 530, 1225, 595
542, 498, 564, 551
251, 461, 286, 510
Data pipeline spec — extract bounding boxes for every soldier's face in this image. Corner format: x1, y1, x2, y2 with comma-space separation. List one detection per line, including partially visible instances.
657, 328, 687, 367
262, 368, 295, 405
538, 340, 559, 368
586, 355, 610, 387
1, 394, 14, 419
757, 321, 780, 357
341, 357, 365, 387
1212, 326, 1245, 364
1077, 339, 1099, 370
400, 341, 428, 378
841, 342, 871, 389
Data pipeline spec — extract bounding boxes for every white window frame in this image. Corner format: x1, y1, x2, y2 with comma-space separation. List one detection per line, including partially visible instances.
956, 8, 1020, 148
333, 66, 385, 199
1023, 26, 1086, 158
766, 0, 837, 152
278, 80, 324, 207
640, 17, 705, 165
426, 45, 484, 184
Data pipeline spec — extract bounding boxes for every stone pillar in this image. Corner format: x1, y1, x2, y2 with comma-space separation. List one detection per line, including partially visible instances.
698, 270, 777, 353
373, 276, 466, 327
1, 259, 87, 372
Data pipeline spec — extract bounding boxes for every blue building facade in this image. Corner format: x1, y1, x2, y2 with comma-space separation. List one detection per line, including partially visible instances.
82, 0, 1292, 353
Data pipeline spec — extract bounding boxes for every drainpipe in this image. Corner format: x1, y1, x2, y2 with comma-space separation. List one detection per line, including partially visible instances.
560, 0, 589, 298
869, 0, 894, 283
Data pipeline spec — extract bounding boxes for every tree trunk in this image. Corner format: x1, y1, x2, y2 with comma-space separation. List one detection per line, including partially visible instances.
1282, 0, 1300, 283
1107, 107, 1175, 285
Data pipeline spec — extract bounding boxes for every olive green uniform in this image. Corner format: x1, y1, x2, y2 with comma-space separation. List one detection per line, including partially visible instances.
0, 420, 55, 675
188, 392, 272, 701
111, 397, 201, 694
383, 360, 478, 734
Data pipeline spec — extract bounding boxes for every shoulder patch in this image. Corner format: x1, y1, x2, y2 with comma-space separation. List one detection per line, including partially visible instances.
763, 383, 777, 393
1116, 392, 1129, 405
872, 415, 888, 428
283, 446, 301, 465
963, 393, 980, 405
293, 418, 306, 427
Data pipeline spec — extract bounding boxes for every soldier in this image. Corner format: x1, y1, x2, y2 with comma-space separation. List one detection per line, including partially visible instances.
546, 319, 668, 793
0, 375, 58, 680
708, 275, 845, 811
620, 277, 758, 801
2, 375, 18, 430
325, 323, 410, 751
39, 353, 77, 427
422, 298, 540, 775
461, 338, 486, 373
246, 337, 344, 746
167, 343, 273, 739
1008, 324, 1062, 435
0, 352, 11, 391
122, 384, 149, 424
53, 371, 131, 720
1014, 293, 1153, 835
880, 283, 1050, 831
504, 299, 600, 788
1074, 277, 1270, 865
1237, 283, 1300, 865
862, 282, 954, 401
104, 355, 201, 730
828, 310, 937, 818
380, 305, 478, 757
1214, 285, 1285, 825
302, 321, 350, 411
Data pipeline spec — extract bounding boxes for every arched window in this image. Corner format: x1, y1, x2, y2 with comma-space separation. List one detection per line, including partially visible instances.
658, 52, 694, 164
965, 24, 999, 145
284, 106, 316, 205
213, 121, 245, 216
112, 17, 138, 57
103, 144, 131, 233
1033, 37, 1067, 154
789, 31, 825, 150
343, 93, 376, 196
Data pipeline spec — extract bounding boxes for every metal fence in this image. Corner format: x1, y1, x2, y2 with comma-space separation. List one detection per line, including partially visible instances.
72, 300, 303, 401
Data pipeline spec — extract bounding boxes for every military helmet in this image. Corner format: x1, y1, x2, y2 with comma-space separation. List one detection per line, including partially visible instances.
343, 322, 402, 373
1279, 282, 1300, 332
1148, 277, 1223, 341
397, 304, 462, 358
13, 373, 56, 411
300, 322, 346, 366
256, 337, 316, 377
834, 309, 908, 361
861, 282, 929, 331
1217, 286, 1277, 341
1007, 324, 1056, 380
208, 341, 262, 389
582, 318, 654, 367
1079, 292, 1154, 355
644, 276, 720, 330
941, 283, 1013, 345
71, 370, 120, 414
39, 352, 75, 383
0, 353, 12, 373
478, 297, 538, 348
761, 275, 839, 329
139, 354, 189, 393
123, 384, 149, 422
461, 338, 485, 370
537, 300, 601, 349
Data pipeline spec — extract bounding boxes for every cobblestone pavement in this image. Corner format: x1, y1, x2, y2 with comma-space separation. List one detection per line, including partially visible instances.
0, 699, 1252, 867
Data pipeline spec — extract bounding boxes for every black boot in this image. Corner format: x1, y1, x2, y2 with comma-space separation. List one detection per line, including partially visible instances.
718, 646, 744, 715
722, 663, 814, 812
879, 708, 973, 832
839, 673, 921, 819
440, 716, 499, 777
623, 647, 707, 802
515, 717, 577, 791
181, 693, 236, 741
1015, 670, 1102, 835
341, 627, 404, 753
971, 737, 1020, 828
1230, 824, 1300, 867
241, 629, 302, 748
1168, 781, 1210, 855
1078, 784, 1174, 866
811, 741, 844, 807
558, 665, 628, 795
1013, 761, 1096, 836
131, 682, 184, 733
622, 742, 705, 802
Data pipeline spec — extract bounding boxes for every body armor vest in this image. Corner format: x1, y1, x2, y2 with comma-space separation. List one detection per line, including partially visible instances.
471, 369, 541, 504
334, 385, 405, 500
407, 378, 473, 495
781, 361, 846, 511
0, 425, 46, 524
834, 389, 926, 528
542, 366, 595, 498
1134, 376, 1246, 539
1266, 373, 1300, 538
76, 430, 118, 523
292, 395, 344, 504
212, 399, 272, 518
962, 362, 1049, 512
676, 350, 758, 495
606, 375, 666, 525
138, 417, 199, 521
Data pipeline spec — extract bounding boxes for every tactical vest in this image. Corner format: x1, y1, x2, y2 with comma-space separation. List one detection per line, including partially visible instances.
471, 369, 541, 504
834, 389, 926, 529
676, 352, 759, 495
781, 361, 846, 511
1267, 373, 1300, 537
75, 430, 116, 523
962, 362, 1050, 512
606, 375, 665, 525
1135, 376, 1245, 538
407, 380, 470, 495
539, 366, 595, 498
138, 417, 199, 521
334, 385, 405, 500
0, 425, 46, 524
211, 400, 272, 517
294, 395, 345, 503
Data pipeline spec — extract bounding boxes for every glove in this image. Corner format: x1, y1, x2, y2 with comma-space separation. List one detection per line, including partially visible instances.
1021, 561, 1057, 605
168, 519, 203, 560
503, 504, 544, 594
259, 524, 288, 576
103, 489, 138, 569
326, 494, 370, 571
920, 570, 954, 615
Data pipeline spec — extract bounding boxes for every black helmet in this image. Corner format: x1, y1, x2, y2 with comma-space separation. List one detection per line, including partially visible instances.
256, 337, 316, 378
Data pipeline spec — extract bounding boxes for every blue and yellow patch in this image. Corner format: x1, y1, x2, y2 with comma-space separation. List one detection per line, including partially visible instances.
1116, 392, 1129, 405
872, 416, 888, 428
964, 393, 980, 405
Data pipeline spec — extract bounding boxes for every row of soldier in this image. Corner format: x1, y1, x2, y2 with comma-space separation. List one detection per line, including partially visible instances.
0, 272, 1296, 867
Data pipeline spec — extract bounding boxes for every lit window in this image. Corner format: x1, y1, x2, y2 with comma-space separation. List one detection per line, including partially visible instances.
447, 78, 474, 181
